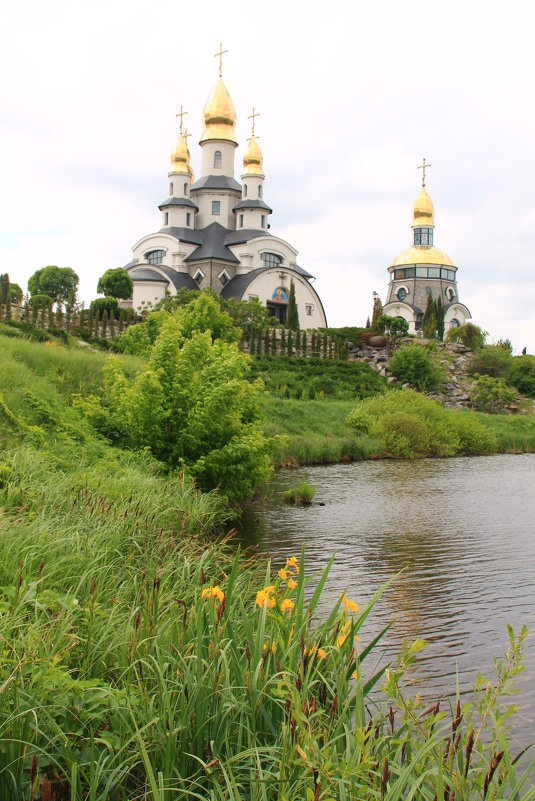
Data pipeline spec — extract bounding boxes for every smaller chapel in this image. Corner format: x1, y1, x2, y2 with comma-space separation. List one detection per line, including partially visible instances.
383, 161, 471, 333
124, 49, 327, 328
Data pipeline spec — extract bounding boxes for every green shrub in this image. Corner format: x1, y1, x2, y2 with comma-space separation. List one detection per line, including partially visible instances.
449, 411, 498, 454
468, 345, 513, 378
445, 322, 486, 349
89, 296, 119, 317
507, 354, 535, 397
388, 343, 444, 390
471, 375, 516, 413
283, 481, 315, 504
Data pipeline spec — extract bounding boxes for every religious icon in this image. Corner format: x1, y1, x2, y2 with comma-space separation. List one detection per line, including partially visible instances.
272, 287, 287, 303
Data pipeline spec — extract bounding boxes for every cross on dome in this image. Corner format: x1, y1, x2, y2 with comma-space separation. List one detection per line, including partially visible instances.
176, 106, 188, 135
248, 107, 260, 137
214, 42, 228, 78
417, 157, 432, 187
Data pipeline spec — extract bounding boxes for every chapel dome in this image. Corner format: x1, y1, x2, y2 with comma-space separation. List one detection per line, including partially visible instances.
242, 135, 264, 177
170, 133, 193, 178
390, 245, 454, 268
200, 78, 238, 145
412, 187, 435, 228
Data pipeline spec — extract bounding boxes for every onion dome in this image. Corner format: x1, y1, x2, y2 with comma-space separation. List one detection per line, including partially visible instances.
170, 132, 193, 178
200, 78, 238, 144
242, 135, 264, 177
391, 246, 454, 267
412, 187, 435, 228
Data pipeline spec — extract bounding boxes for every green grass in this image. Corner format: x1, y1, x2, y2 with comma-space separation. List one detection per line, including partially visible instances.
282, 481, 316, 504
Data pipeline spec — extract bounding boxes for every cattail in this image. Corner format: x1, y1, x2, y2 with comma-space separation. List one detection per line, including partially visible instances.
463, 729, 475, 778
245, 642, 251, 666
296, 673, 302, 692
135, 610, 141, 631
380, 757, 390, 798
313, 780, 321, 801
276, 657, 281, 674
30, 754, 38, 785
388, 705, 395, 734
318, 682, 327, 706
454, 732, 461, 754
41, 774, 51, 801
200, 567, 206, 586
329, 694, 338, 723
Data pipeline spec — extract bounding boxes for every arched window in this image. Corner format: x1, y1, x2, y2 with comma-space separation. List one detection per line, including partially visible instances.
164, 212, 169, 226
243, 184, 248, 197
239, 214, 244, 228
184, 182, 188, 195
445, 286, 455, 301
169, 182, 173, 195
258, 185, 263, 198
214, 150, 222, 169
146, 249, 165, 265
261, 252, 283, 268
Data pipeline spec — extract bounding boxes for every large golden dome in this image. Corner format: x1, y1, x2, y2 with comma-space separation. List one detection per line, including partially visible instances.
391, 245, 454, 268
412, 187, 434, 227
242, 135, 264, 177
169, 132, 193, 178
200, 78, 238, 144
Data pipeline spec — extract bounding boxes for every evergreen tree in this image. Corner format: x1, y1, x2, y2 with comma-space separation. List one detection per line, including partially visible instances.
435, 297, 445, 341
109, 312, 115, 338
271, 327, 277, 355
249, 327, 256, 355
101, 309, 109, 338
55, 305, 63, 328
287, 279, 299, 331
257, 327, 263, 354
371, 296, 383, 332
365, 316, 371, 329
323, 334, 328, 357
422, 292, 438, 339
311, 332, 317, 357
47, 301, 54, 330
280, 328, 286, 353
264, 328, 270, 354
287, 328, 293, 356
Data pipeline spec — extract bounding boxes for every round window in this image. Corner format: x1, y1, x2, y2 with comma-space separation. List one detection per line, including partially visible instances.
445, 287, 455, 301
397, 287, 407, 301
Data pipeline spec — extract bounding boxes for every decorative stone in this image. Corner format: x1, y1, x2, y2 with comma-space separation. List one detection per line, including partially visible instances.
368, 335, 387, 348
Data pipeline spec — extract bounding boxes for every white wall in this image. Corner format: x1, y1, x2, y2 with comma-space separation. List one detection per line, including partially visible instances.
243, 268, 326, 328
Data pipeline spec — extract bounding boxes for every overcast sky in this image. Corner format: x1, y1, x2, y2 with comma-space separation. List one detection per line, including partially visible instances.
1, 0, 534, 352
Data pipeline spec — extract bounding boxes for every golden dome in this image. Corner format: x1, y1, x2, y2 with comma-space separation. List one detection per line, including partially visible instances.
391, 246, 454, 268
200, 78, 238, 145
169, 132, 193, 177
412, 187, 435, 227
242, 135, 264, 177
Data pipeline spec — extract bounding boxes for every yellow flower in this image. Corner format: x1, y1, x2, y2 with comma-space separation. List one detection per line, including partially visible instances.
341, 595, 359, 615
304, 643, 327, 660
280, 599, 294, 615
287, 578, 297, 590
278, 568, 288, 580
317, 648, 327, 659
256, 586, 276, 609
201, 585, 225, 604
285, 556, 298, 570
264, 640, 278, 655
337, 620, 351, 648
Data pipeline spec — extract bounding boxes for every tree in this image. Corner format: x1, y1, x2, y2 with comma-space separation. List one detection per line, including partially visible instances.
287, 279, 299, 331
90, 297, 119, 318
435, 296, 445, 341
445, 322, 486, 350
377, 315, 409, 353
422, 292, 437, 339
28, 266, 79, 305
371, 296, 383, 332
471, 375, 516, 413
388, 344, 444, 390
97, 268, 133, 300
94, 318, 272, 500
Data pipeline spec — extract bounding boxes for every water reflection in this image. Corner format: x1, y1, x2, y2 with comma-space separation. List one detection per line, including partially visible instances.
235, 454, 535, 748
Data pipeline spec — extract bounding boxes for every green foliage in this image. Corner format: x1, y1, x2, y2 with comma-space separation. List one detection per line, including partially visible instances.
222, 295, 279, 329
287, 278, 299, 330
378, 314, 410, 352
283, 481, 315, 504
471, 375, 516, 413
468, 345, 513, 378
90, 296, 120, 318
28, 265, 79, 303
86, 317, 271, 500
388, 343, 444, 390
8, 282, 23, 304
446, 322, 486, 349
347, 389, 498, 458
250, 354, 387, 400
435, 295, 445, 340
496, 337, 513, 354
96, 267, 133, 299
422, 291, 438, 338
27, 292, 54, 308
507, 355, 535, 397
371, 294, 383, 332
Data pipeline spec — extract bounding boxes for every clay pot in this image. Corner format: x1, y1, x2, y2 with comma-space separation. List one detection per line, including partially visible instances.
368, 335, 387, 348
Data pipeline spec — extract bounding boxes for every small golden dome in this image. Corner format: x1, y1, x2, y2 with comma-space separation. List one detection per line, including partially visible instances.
169, 133, 193, 177
242, 135, 264, 177
412, 187, 435, 227
200, 78, 238, 145
391, 245, 454, 268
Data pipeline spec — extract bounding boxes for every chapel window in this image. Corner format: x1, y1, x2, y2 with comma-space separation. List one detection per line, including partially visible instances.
243, 184, 248, 197
169, 182, 173, 195
397, 287, 407, 301
239, 214, 244, 228
212, 201, 221, 215
164, 213, 169, 226
146, 249, 165, 264
414, 227, 433, 246
214, 150, 222, 169
261, 252, 283, 268
261, 215, 265, 228
305, 304, 313, 316
258, 185, 263, 198
184, 182, 188, 195
186, 212, 191, 226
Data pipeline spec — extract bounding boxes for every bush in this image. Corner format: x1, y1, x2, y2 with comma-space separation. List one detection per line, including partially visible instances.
283, 481, 315, 504
507, 354, 535, 397
28, 293, 54, 308
90, 297, 119, 317
471, 375, 516, 413
83, 316, 272, 500
388, 344, 444, 390
446, 322, 486, 349
468, 345, 513, 378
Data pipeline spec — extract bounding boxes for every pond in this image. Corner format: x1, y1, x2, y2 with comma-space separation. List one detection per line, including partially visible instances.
235, 454, 535, 749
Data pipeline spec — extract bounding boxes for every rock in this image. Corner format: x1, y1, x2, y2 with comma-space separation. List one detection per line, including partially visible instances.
368, 335, 387, 348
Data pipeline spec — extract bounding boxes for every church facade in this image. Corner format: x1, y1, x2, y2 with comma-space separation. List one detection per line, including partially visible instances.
383, 165, 471, 333
124, 58, 327, 328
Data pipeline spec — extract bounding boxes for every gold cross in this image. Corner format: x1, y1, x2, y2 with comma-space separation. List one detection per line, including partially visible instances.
183, 128, 192, 144
214, 42, 228, 77
248, 106, 260, 137
417, 157, 432, 187
176, 105, 188, 135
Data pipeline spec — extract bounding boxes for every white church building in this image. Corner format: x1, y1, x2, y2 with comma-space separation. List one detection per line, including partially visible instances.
124, 53, 327, 328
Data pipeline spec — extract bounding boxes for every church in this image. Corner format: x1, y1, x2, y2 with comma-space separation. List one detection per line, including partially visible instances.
124, 48, 327, 328
383, 160, 471, 333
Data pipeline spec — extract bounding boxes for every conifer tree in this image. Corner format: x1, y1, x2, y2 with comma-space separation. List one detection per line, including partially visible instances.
366, 316, 371, 329
109, 312, 115, 338
323, 334, 328, 357
287, 279, 299, 331
249, 327, 256, 355
422, 292, 438, 339
371, 296, 383, 332
435, 296, 445, 341
257, 327, 263, 354
280, 327, 286, 353
264, 328, 270, 354
287, 328, 293, 356
101, 309, 109, 338
47, 301, 54, 330
271, 327, 277, 355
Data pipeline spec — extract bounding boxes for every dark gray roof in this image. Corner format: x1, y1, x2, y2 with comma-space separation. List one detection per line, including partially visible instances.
232, 199, 272, 212
191, 175, 242, 192
219, 268, 265, 299
293, 264, 313, 279
129, 263, 199, 291
183, 223, 240, 264
160, 227, 204, 246
224, 228, 271, 245
158, 197, 199, 210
